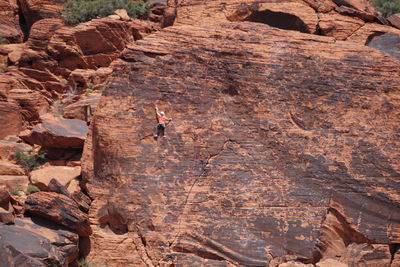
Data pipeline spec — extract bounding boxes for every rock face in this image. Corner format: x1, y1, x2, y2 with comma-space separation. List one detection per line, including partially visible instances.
82, 21, 400, 266
0, 0, 24, 43
0, 100, 22, 139
388, 13, 400, 29
0, 217, 79, 266
0, 160, 25, 175
25, 191, 92, 236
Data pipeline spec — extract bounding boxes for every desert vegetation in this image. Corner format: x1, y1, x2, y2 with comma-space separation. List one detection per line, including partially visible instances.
372, 0, 400, 17
63, 0, 151, 25
14, 149, 46, 171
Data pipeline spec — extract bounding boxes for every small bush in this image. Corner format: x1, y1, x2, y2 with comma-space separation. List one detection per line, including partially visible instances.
63, 0, 151, 25
88, 82, 94, 90
0, 34, 5, 45
11, 188, 22, 196
14, 150, 46, 171
84, 88, 94, 95
26, 184, 41, 194
373, 0, 400, 17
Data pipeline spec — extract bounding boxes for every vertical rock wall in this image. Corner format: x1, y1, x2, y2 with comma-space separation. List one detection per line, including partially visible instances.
83, 23, 400, 266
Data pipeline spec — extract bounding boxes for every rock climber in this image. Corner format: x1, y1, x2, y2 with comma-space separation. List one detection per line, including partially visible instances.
154, 105, 172, 138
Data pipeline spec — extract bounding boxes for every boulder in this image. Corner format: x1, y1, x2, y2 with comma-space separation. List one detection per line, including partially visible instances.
30, 166, 81, 191
162, 7, 176, 28
47, 178, 71, 196
25, 191, 92, 236
0, 175, 29, 192
0, 186, 10, 204
82, 22, 400, 265
367, 32, 400, 59
108, 14, 121, 20
0, 100, 22, 139
66, 177, 81, 194
115, 9, 130, 21
0, 217, 79, 266
0, 206, 14, 224
48, 178, 91, 212
20, 115, 88, 149
0, 160, 25, 175
388, 13, 400, 29
63, 93, 100, 121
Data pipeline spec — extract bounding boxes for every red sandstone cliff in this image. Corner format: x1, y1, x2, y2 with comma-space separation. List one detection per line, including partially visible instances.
81, 1, 400, 265
0, 0, 400, 266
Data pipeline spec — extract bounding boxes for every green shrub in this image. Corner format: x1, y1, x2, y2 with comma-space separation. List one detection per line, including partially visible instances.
63, 0, 151, 25
84, 88, 94, 95
11, 188, 22, 196
88, 82, 94, 90
0, 34, 5, 45
26, 184, 41, 194
373, 0, 400, 17
14, 150, 47, 171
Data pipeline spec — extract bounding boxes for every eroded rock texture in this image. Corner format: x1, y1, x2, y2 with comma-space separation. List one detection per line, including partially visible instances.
83, 22, 400, 265
0, 217, 79, 266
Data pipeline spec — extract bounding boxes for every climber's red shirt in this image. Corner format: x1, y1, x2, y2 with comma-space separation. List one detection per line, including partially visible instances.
158, 115, 167, 123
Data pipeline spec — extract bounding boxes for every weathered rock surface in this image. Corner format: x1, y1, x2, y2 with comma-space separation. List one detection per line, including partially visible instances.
347, 22, 400, 44
227, 1, 319, 34
0, 160, 25, 175
0, 186, 10, 204
30, 166, 81, 191
25, 191, 92, 236
367, 32, 400, 59
388, 13, 400, 29
331, 0, 377, 14
0, 206, 14, 224
0, 217, 79, 266
0, 175, 29, 191
20, 115, 88, 149
47, 18, 148, 71
0, 100, 22, 139
0, 137, 32, 161
340, 243, 391, 266
0, 0, 23, 43
62, 93, 100, 121
318, 11, 365, 40
18, 0, 65, 30
83, 22, 400, 265
316, 258, 347, 267
0, 16, 161, 128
